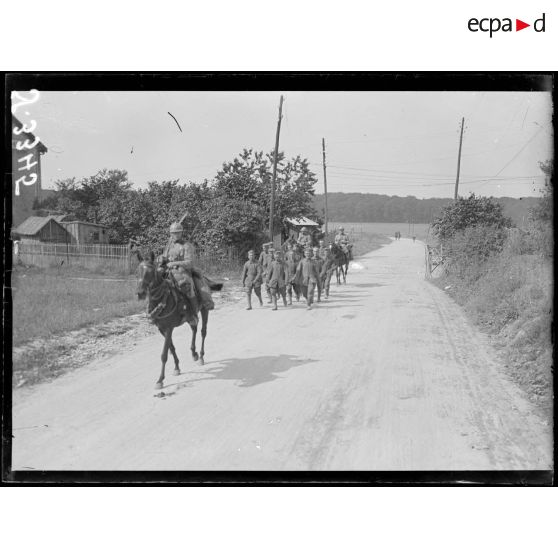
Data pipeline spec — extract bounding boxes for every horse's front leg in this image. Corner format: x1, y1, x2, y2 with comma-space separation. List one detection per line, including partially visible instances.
158, 327, 180, 375
155, 328, 173, 389
190, 322, 199, 362
199, 308, 209, 365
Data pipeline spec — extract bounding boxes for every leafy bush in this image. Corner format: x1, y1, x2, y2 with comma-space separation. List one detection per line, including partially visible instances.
432, 194, 512, 242
443, 224, 508, 281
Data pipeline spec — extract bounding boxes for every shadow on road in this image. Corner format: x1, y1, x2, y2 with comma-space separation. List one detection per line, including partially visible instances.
348, 283, 386, 289
170, 354, 317, 390
208, 354, 316, 387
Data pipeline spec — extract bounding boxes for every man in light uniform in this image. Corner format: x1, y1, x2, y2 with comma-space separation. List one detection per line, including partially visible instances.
296, 226, 313, 251
334, 226, 353, 260
241, 250, 263, 310
295, 247, 319, 310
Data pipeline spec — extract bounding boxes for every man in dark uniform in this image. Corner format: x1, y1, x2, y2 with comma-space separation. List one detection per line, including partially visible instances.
295, 247, 319, 310
311, 246, 324, 303
285, 243, 301, 304
241, 250, 263, 310
160, 221, 215, 315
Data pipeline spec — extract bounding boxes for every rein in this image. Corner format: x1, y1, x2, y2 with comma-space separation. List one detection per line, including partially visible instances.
141, 263, 180, 321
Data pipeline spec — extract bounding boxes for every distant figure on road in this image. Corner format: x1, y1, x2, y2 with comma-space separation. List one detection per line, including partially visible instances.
395, 231, 401, 240
412, 235, 416, 242
241, 250, 263, 310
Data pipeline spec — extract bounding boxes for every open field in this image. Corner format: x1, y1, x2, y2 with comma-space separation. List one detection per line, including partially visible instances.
330, 222, 432, 242
11, 266, 144, 345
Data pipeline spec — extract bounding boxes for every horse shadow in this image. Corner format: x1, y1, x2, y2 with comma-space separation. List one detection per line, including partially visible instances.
169, 354, 317, 390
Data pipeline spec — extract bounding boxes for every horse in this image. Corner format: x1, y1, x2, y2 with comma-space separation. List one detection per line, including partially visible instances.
329, 243, 349, 284
136, 251, 211, 389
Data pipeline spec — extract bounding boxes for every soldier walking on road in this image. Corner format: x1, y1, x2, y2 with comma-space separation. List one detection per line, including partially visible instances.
296, 247, 319, 310
241, 250, 263, 310
285, 243, 301, 304
267, 251, 288, 310
320, 246, 335, 299
263, 246, 275, 303
311, 246, 324, 303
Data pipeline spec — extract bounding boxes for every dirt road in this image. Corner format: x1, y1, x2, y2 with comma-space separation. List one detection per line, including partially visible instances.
11, 239, 552, 471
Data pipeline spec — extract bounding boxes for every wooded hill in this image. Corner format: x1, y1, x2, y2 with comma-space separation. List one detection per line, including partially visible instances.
313, 193, 540, 227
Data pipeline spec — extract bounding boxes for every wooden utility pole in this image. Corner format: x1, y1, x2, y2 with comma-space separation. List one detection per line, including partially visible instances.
454, 117, 465, 200
322, 138, 329, 235
269, 95, 284, 244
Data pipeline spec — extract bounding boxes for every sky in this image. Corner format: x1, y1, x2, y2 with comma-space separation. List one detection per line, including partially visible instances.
14, 90, 553, 199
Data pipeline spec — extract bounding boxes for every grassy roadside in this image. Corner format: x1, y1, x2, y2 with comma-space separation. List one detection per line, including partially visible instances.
431, 226, 553, 415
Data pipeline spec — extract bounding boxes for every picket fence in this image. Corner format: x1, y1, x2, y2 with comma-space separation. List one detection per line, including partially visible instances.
15, 241, 241, 274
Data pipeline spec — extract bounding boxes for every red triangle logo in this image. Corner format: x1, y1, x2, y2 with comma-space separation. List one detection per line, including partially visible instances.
516, 19, 530, 31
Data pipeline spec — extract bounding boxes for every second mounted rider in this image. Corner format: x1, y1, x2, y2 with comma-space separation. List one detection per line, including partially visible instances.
159, 221, 216, 315
334, 226, 353, 260
296, 226, 313, 251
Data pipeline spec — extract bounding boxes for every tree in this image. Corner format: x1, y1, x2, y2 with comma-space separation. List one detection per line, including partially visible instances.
213, 149, 319, 240
432, 194, 512, 242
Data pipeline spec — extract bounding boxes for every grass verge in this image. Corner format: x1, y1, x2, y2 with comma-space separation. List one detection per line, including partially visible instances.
431, 227, 553, 415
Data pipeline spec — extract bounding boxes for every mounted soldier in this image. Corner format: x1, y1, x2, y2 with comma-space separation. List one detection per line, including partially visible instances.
334, 226, 353, 260
296, 226, 313, 250
159, 221, 217, 317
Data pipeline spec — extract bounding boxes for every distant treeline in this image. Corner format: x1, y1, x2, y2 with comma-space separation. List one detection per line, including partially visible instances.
313, 193, 540, 227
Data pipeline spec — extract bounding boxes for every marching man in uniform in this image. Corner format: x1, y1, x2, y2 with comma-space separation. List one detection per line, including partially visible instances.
295, 247, 319, 310
311, 246, 324, 303
241, 250, 263, 310
285, 242, 301, 304
160, 222, 217, 320
267, 250, 288, 310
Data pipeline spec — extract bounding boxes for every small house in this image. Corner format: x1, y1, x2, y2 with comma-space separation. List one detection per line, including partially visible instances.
54, 217, 109, 245
13, 216, 71, 244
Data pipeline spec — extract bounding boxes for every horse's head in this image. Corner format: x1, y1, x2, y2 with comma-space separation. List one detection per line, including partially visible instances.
136, 251, 159, 300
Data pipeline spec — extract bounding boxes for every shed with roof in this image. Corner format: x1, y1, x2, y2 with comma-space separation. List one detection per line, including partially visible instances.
13, 216, 71, 243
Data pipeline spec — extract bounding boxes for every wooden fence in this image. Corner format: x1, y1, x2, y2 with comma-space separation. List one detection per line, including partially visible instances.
424, 243, 446, 278
15, 241, 242, 274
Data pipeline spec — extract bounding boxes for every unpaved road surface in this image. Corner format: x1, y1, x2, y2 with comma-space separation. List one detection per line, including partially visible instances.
12, 239, 552, 471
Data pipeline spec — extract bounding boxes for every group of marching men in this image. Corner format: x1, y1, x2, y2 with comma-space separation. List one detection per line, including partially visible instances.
241, 226, 352, 311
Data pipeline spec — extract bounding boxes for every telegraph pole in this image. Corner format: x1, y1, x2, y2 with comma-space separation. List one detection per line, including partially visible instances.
454, 117, 465, 200
322, 138, 329, 235
269, 95, 284, 244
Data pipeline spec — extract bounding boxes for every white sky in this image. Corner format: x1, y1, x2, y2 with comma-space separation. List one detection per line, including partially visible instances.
17, 90, 553, 199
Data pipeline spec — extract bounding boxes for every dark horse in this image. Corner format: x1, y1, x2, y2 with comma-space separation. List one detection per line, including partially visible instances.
136, 251, 214, 389
330, 243, 349, 284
